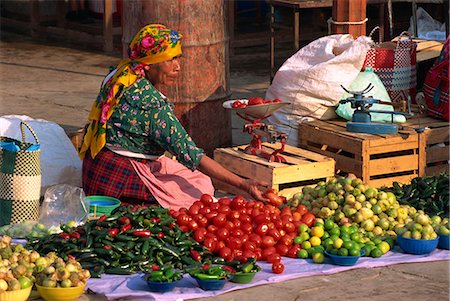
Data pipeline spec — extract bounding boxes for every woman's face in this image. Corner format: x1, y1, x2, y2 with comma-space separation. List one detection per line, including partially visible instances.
145, 56, 181, 88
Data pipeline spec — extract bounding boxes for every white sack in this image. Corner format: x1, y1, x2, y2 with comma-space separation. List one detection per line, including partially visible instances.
0, 115, 82, 195
265, 34, 373, 146
408, 7, 446, 41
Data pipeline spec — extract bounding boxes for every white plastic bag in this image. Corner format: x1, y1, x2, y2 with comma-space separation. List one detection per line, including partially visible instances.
0, 115, 82, 194
408, 7, 446, 41
336, 68, 406, 123
265, 34, 373, 146
39, 185, 89, 228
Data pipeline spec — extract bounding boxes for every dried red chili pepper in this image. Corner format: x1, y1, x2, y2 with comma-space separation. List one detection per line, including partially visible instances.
118, 217, 131, 225
120, 223, 132, 233
59, 233, 70, 240
108, 228, 119, 237
190, 250, 202, 261
132, 230, 152, 237
69, 232, 81, 239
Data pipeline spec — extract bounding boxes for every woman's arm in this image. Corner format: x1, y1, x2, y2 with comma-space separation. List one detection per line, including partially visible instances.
197, 154, 267, 202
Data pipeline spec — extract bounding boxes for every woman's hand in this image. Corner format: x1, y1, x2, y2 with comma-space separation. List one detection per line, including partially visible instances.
245, 179, 268, 203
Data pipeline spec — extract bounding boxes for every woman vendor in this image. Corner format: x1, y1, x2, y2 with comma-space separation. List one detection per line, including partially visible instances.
79, 24, 266, 210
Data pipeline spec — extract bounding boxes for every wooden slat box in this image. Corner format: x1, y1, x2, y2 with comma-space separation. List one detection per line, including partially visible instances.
403, 116, 449, 176
213, 142, 335, 197
298, 120, 426, 188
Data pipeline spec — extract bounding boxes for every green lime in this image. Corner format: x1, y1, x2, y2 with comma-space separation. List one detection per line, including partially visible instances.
318, 187, 327, 198
294, 236, 303, 245
348, 225, 359, 234
314, 222, 324, 228
340, 225, 350, 234
338, 248, 349, 256
324, 219, 335, 230
297, 249, 309, 259
330, 248, 339, 255
315, 245, 325, 253
323, 238, 334, 248
330, 227, 340, 237
307, 247, 317, 256
350, 232, 363, 243
371, 247, 383, 258
384, 237, 395, 249
330, 234, 340, 242
372, 238, 382, 245
322, 231, 330, 240
362, 245, 373, 257
341, 233, 350, 241
343, 241, 354, 250
349, 248, 360, 256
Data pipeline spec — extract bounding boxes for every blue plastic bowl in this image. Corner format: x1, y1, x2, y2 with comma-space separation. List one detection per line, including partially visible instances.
397, 235, 438, 255
324, 250, 365, 266
86, 196, 121, 216
193, 277, 227, 291
146, 280, 179, 292
437, 234, 450, 250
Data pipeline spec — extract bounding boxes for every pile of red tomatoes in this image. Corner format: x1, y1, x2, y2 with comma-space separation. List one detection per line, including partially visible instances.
170, 191, 316, 274
231, 97, 282, 109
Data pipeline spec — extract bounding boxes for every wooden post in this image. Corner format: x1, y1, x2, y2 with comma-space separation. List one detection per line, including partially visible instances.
103, 0, 113, 52
332, 0, 367, 37
30, 0, 39, 37
121, 0, 143, 57
227, 0, 235, 55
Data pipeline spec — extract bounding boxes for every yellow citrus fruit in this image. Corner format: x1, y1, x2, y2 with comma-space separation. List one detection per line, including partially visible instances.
333, 238, 344, 249
298, 223, 309, 233
301, 241, 312, 249
312, 252, 325, 264
311, 226, 324, 238
309, 236, 321, 247
378, 241, 390, 254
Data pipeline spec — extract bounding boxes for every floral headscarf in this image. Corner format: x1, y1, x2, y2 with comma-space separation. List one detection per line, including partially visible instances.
79, 24, 182, 159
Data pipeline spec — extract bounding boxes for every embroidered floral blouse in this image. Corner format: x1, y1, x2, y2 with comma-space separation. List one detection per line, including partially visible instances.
106, 77, 204, 170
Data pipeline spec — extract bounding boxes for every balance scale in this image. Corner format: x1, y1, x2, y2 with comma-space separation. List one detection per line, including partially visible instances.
223, 99, 290, 163
340, 84, 414, 135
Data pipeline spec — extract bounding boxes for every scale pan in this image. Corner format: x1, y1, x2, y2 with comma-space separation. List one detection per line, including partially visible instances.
223, 99, 291, 119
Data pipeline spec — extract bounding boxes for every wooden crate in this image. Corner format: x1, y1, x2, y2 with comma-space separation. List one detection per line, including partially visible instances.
213, 142, 335, 197
403, 116, 449, 176
298, 120, 426, 188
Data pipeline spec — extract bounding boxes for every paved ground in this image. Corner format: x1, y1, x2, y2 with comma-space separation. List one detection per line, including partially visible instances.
0, 31, 449, 301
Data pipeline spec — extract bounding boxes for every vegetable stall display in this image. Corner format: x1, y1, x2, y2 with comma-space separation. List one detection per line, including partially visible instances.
14, 174, 450, 286
27, 205, 211, 277
170, 192, 316, 273
0, 235, 90, 291
385, 174, 449, 218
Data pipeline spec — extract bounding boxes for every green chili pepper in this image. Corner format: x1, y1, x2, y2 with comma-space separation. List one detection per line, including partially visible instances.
105, 267, 134, 275
241, 262, 254, 273
194, 273, 223, 280
141, 240, 150, 255
115, 234, 139, 242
